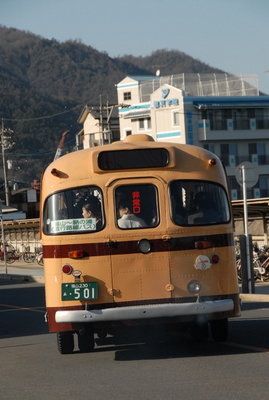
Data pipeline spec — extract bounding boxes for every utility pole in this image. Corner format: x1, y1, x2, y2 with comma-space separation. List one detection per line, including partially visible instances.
1, 119, 15, 206
100, 95, 104, 145
1, 119, 10, 206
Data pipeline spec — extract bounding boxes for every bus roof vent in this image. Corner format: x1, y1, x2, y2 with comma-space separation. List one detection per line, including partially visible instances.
123, 134, 155, 143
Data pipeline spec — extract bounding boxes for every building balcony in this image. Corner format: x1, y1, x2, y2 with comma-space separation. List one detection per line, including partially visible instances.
198, 118, 269, 141
230, 187, 269, 201
221, 154, 269, 168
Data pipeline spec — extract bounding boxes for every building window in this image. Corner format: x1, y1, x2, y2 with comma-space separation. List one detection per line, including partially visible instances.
126, 130, 132, 136
259, 176, 268, 197
138, 118, 151, 131
124, 92, 131, 100
203, 144, 215, 153
249, 143, 266, 164
208, 110, 231, 130
232, 109, 250, 130
173, 111, 180, 126
229, 177, 240, 190
228, 177, 241, 199
139, 119, 145, 130
220, 143, 238, 167
256, 108, 269, 129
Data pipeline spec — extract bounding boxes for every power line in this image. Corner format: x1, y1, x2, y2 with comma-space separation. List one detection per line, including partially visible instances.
1, 95, 104, 122
2, 105, 83, 122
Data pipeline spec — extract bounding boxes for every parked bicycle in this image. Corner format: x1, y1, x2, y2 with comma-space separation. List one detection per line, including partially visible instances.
0, 243, 20, 264
36, 251, 43, 266
253, 245, 269, 281
236, 242, 269, 282
20, 244, 41, 264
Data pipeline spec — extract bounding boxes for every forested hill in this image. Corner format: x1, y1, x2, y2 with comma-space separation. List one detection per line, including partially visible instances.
0, 25, 224, 185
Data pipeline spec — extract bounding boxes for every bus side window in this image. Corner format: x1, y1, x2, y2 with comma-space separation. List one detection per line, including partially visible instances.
115, 184, 159, 229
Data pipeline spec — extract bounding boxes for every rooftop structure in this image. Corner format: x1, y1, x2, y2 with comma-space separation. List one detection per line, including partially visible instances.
127, 73, 260, 102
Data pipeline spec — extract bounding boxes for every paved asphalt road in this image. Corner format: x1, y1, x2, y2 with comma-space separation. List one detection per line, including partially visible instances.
1, 277, 269, 400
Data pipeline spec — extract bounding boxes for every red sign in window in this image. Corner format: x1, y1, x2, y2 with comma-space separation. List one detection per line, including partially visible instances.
132, 191, 141, 213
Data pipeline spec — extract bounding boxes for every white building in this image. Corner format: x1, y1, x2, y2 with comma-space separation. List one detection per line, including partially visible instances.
77, 105, 120, 149
116, 73, 269, 201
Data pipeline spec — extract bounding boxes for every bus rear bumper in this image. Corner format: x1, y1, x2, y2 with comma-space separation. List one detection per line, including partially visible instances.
55, 299, 234, 324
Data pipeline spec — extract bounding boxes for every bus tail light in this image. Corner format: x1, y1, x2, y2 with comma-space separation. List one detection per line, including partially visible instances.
68, 250, 86, 259
195, 241, 212, 249
62, 264, 73, 274
211, 254, 220, 264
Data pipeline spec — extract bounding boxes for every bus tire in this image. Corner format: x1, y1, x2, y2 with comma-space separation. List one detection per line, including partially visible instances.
78, 326, 95, 353
210, 318, 228, 342
57, 331, 74, 354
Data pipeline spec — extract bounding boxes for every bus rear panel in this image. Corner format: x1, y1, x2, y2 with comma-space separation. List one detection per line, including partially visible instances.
40, 134, 240, 354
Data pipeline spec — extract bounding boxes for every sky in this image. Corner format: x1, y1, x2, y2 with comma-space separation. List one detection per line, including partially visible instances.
0, 0, 269, 94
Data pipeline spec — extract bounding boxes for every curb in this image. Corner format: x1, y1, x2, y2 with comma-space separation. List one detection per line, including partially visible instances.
0, 273, 44, 283
240, 293, 269, 302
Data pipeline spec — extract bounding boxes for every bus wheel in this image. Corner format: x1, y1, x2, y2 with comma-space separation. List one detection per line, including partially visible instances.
190, 322, 209, 343
78, 326, 95, 353
210, 319, 228, 342
57, 331, 74, 354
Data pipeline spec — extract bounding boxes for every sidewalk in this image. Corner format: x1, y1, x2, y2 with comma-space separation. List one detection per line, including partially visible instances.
0, 260, 44, 283
240, 281, 269, 302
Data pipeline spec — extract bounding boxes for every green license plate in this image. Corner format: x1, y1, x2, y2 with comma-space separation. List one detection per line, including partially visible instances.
62, 282, 98, 301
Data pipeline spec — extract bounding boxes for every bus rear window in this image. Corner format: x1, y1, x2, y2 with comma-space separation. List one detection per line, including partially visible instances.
115, 184, 159, 229
170, 180, 230, 226
43, 186, 103, 235
98, 148, 169, 170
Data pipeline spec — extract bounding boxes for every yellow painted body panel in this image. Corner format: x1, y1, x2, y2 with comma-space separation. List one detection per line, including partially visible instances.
40, 135, 239, 327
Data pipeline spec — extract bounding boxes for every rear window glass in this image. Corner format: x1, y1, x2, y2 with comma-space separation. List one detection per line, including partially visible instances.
43, 186, 103, 235
115, 184, 159, 229
170, 180, 230, 226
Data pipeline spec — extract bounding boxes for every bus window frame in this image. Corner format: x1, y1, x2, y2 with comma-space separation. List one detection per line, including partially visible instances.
169, 179, 231, 227
114, 183, 160, 230
43, 185, 105, 236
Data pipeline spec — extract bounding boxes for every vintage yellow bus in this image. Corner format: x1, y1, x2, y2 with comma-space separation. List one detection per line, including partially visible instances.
40, 134, 240, 354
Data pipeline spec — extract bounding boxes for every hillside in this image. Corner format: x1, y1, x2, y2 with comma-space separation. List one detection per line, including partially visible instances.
0, 25, 225, 189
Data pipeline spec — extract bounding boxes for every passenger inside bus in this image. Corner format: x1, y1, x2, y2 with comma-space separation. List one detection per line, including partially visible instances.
117, 199, 147, 229
82, 196, 102, 229
170, 180, 229, 226
188, 192, 220, 224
